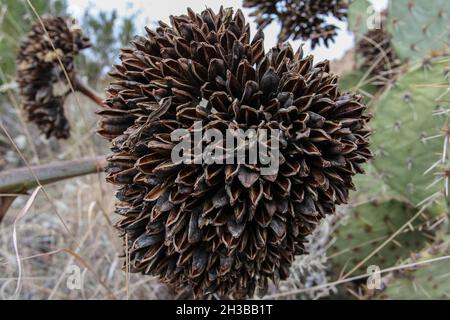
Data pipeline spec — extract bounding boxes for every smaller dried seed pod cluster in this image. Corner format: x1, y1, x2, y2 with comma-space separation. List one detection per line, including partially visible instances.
98, 7, 372, 298
16, 16, 90, 139
243, 0, 348, 49
357, 12, 399, 86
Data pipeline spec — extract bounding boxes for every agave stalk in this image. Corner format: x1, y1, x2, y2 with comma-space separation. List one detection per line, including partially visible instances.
0, 156, 106, 222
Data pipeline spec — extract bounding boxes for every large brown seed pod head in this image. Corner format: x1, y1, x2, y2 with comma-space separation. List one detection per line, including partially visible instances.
98, 7, 372, 298
243, 0, 348, 49
16, 16, 91, 139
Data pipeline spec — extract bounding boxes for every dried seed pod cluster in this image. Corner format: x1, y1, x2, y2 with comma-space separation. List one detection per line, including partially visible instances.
243, 0, 348, 49
98, 7, 372, 298
357, 12, 399, 85
16, 16, 90, 139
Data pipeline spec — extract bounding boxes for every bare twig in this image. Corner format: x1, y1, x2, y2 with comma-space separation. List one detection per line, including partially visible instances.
72, 75, 106, 108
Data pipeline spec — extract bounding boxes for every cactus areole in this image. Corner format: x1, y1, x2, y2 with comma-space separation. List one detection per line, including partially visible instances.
98, 7, 372, 298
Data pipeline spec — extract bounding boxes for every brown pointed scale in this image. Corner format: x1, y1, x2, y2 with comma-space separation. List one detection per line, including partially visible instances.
98, 7, 371, 299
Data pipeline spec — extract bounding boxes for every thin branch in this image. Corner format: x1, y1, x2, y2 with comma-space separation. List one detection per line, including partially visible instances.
72, 74, 106, 108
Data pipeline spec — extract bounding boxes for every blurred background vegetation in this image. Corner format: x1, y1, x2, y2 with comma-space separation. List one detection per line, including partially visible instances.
0, 0, 67, 85
0, 0, 136, 88
0, 0, 138, 170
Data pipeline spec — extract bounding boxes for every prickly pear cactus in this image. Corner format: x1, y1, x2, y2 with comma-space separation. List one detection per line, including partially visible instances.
329, 200, 431, 275
370, 58, 450, 206
387, 0, 450, 62
350, 162, 394, 203
377, 237, 450, 299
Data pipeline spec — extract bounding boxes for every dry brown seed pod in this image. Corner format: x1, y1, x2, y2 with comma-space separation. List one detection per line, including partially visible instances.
16, 16, 91, 139
243, 0, 348, 49
98, 7, 372, 299
356, 11, 400, 86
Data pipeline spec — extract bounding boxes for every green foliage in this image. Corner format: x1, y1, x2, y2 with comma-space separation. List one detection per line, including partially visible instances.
370, 58, 450, 205
0, 0, 67, 84
77, 9, 136, 84
329, 200, 431, 275
119, 16, 135, 46
377, 237, 450, 299
387, 0, 450, 63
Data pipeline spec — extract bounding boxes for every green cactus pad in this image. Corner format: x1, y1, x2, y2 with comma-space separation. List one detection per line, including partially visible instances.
387, 0, 450, 62
351, 162, 394, 203
329, 200, 431, 275
377, 238, 450, 299
370, 58, 450, 205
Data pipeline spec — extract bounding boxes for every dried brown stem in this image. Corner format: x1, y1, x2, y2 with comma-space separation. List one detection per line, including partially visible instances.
72, 75, 106, 107
0, 156, 107, 222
